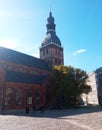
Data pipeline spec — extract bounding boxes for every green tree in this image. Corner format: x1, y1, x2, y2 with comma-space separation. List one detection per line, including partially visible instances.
48, 65, 92, 108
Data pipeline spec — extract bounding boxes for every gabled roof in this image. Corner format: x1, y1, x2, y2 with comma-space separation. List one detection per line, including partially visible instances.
0, 46, 51, 71
6, 71, 47, 84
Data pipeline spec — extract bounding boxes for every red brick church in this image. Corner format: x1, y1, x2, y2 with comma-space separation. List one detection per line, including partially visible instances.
0, 12, 64, 111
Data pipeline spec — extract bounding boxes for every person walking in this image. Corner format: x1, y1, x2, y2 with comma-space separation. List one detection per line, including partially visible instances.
25, 104, 29, 115
40, 104, 44, 114
32, 104, 36, 115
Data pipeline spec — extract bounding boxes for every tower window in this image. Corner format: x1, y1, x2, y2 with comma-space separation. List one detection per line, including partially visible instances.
55, 50, 57, 54
43, 50, 45, 55
59, 59, 61, 64
46, 49, 48, 54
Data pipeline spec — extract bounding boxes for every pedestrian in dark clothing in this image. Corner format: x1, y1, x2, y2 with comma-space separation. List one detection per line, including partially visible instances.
26, 104, 29, 115
40, 104, 44, 114
32, 104, 36, 115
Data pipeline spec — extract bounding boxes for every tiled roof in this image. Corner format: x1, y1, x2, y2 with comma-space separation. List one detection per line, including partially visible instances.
0, 46, 51, 71
6, 71, 47, 84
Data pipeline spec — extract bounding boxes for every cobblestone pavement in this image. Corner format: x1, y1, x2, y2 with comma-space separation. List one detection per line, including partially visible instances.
0, 106, 102, 130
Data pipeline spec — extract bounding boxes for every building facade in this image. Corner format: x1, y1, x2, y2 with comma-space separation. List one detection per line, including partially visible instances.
0, 11, 63, 111
40, 12, 64, 67
81, 72, 98, 105
0, 47, 51, 111
95, 67, 102, 106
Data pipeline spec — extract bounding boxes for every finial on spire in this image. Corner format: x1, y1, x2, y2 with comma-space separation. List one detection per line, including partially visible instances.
49, 2, 52, 16
49, 2, 52, 12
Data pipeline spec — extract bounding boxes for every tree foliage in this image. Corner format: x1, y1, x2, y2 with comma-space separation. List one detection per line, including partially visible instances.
48, 65, 92, 107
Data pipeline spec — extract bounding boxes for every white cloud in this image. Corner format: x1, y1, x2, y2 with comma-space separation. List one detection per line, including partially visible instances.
0, 38, 19, 49
73, 49, 86, 56
76, 49, 86, 53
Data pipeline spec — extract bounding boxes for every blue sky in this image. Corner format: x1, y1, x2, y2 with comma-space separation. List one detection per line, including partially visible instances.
0, 0, 102, 73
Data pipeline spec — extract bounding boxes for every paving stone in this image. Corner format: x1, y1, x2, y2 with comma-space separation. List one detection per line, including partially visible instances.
0, 106, 102, 130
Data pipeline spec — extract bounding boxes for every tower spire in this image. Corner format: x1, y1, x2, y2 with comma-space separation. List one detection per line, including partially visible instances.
40, 11, 64, 67
46, 11, 56, 34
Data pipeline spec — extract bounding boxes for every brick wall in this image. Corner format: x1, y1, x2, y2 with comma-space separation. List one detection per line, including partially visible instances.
0, 60, 50, 110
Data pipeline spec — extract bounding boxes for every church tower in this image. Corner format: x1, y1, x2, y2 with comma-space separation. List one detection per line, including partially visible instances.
40, 12, 64, 67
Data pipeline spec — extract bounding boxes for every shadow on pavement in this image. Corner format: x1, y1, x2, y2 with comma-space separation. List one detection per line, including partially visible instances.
0, 105, 102, 118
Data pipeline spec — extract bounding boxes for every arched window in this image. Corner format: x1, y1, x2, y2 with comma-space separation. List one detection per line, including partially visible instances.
43, 50, 45, 55
55, 49, 57, 54
5, 88, 13, 105
27, 90, 32, 105
46, 49, 48, 54
16, 89, 22, 105
35, 90, 41, 105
